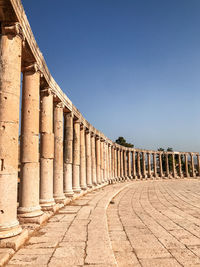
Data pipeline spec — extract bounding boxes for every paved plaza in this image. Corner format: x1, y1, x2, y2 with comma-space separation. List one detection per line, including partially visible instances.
2, 179, 200, 266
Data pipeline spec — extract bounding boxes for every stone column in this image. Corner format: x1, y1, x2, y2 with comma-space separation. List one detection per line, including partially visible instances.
96, 136, 101, 184
114, 147, 117, 182
178, 154, 183, 178
104, 142, 107, 183
91, 133, 97, 185
142, 152, 147, 179
190, 153, 195, 178
165, 153, 169, 178
0, 23, 23, 238
147, 152, 151, 178
117, 148, 120, 181
153, 153, 157, 178
63, 112, 74, 196
120, 149, 124, 180
132, 151, 136, 179
85, 129, 92, 187
197, 154, 200, 177
124, 150, 128, 180
184, 153, 189, 177
72, 119, 81, 193
53, 102, 65, 203
137, 152, 141, 179
159, 153, 163, 178
172, 153, 176, 178
128, 151, 132, 179
40, 88, 55, 210
80, 124, 87, 190
18, 63, 43, 220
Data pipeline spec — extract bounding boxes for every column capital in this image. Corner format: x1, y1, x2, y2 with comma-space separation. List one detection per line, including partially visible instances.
54, 101, 65, 109
2, 22, 25, 40
80, 123, 86, 130
40, 87, 54, 97
64, 111, 73, 119
22, 62, 41, 74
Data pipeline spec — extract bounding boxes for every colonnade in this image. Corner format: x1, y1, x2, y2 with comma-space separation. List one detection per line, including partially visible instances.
0, 4, 199, 241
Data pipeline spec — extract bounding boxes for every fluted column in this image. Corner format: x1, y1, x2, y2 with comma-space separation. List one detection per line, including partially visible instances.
153, 153, 157, 178
178, 154, 183, 178
0, 23, 23, 238
147, 152, 151, 178
96, 136, 101, 184
172, 153, 176, 178
85, 129, 92, 187
72, 119, 81, 193
53, 102, 65, 203
184, 153, 189, 177
132, 151, 136, 179
142, 152, 147, 179
165, 153, 169, 178
40, 88, 55, 210
124, 150, 128, 180
159, 153, 163, 178
91, 133, 97, 185
128, 151, 132, 179
80, 124, 87, 190
18, 63, 43, 219
64, 112, 74, 196
137, 152, 141, 179
190, 153, 195, 177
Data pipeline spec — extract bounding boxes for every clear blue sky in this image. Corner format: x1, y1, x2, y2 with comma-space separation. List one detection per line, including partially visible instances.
22, 0, 200, 152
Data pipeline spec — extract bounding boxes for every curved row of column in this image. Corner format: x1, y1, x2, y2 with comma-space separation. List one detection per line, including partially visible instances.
0, 18, 199, 240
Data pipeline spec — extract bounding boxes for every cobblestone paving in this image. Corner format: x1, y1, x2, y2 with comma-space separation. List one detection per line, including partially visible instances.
107, 179, 200, 267
5, 179, 200, 266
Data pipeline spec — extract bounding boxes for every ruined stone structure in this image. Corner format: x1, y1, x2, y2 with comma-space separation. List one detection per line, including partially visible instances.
0, 0, 199, 241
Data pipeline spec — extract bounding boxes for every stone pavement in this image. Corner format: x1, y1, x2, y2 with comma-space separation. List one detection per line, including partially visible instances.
3, 179, 200, 267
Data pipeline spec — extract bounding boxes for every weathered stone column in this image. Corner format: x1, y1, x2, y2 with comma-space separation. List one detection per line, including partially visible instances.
178, 154, 183, 178
117, 148, 120, 181
197, 153, 200, 177
53, 102, 65, 203
104, 142, 108, 182
128, 150, 132, 179
111, 146, 114, 182
142, 152, 147, 179
91, 133, 97, 185
137, 152, 141, 179
190, 153, 195, 177
124, 150, 128, 180
120, 149, 124, 180
96, 136, 101, 184
40, 88, 55, 210
159, 153, 163, 178
72, 119, 81, 193
184, 153, 189, 177
147, 152, 151, 178
132, 151, 136, 179
114, 147, 117, 182
80, 124, 87, 190
165, 153, 169, 178
63, 112, 74, 196
100, 139, 103, 183
172, 153, 176, 178
0, 23, 23, 238
18, 63, 43, 220
153, 153, 157, 178
85, 129, 92, 187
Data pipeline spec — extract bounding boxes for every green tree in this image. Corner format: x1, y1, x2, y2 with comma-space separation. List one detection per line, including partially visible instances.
115, 137, 134, 148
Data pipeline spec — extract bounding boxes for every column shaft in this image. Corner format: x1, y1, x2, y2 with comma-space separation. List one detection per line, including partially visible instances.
64, 112, 74, 196
124, 150, 128, 179
178, 154, 183, 178
80, 125, 87, 190
153, 153, 157, 178
142, 152, 147, 179
53, 103, 65, 203
91, 133, 97, 185
40, 89, 55, 209
128, 151, 132, 178
137, 152, 141, 178
147, 153, 151, 178
96, 137, 101, 184
132, 151, 136, 178
19, 64, 43, 218
197, 154, 200, 177
190, 153, 195, 177
166, 154, 169, 178
85, 130, 92, 187
172, 154, 176, 178
72, 120, 81, 192
185, 154, 189, 177
159, 153, 163, 178
0, 23, 22, 238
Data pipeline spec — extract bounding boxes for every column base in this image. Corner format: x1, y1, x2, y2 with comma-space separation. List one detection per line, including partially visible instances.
81, 185, 87, 190
18, 205, 43, 218
73, 187, 81, 193
64, 190, 74, 197
40, 199, 55, 211
0, 221, 22, 239
54, 195, 66, 204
